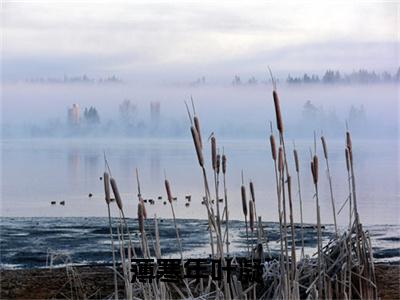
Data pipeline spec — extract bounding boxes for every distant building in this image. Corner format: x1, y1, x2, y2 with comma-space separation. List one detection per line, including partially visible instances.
150, 102, 160, 123
68, 104, 80, 125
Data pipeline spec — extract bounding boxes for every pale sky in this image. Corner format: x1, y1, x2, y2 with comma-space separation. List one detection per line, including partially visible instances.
2, 0, 399, 82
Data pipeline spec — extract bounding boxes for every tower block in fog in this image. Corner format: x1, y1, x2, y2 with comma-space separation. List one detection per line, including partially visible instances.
150, 101, 160, 125
67, 104, 81, 126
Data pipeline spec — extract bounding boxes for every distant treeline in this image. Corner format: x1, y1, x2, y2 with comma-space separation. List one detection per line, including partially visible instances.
228, 68, 400, 86
24, 74, 123, 84
286, 68, 400, 85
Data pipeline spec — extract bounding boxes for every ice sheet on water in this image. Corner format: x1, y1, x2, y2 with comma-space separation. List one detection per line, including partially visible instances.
1, 217, 399, 269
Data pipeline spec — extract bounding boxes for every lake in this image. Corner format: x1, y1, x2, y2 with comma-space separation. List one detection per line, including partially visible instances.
1, 137, 398, 225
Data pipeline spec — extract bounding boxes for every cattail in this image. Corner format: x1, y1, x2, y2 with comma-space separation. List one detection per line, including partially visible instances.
194, 116, 202, 149
345, 148, 350, 171
311, 161, 315, 182
191, 126, 204, 167
249, 200, 255, 232
222, 154, 227, 174
165, 179, 173, 203
273, 90, 284, 133
249, 181, 255, 202
139, 197, 147, 219
348, 146, 353, 165
110, 178, 123, 210
346, 131, 352, 152
293, 149, 299, 173
287, 175, 292, 196
211, 136, 217, 170
312, 155, 319, 184
103, 172, 111, 204
137, 202, 144, 233
278, 147, 284, 173
270, 135, 277, 161
321, 136, 328, 159
241, 185, 247, 216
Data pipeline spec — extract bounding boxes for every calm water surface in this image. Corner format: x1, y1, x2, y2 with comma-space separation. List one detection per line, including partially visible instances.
1, 138, 399, 225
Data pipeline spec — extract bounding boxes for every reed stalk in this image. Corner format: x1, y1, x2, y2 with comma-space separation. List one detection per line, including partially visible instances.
104, 172, 119, 300
165, 178, 183, 260
286, 175, 297, 278
187, 102, 224, 259
269, 126, 285, 298
249, 199, 255, 250
110, 178, 137, 258
311, 155, 323, 298
222, 152, 230, 255
241, 176, 250, 256
249, 181, 259, 242
321, 135, 338, 237
293, 147, 305, 259
211, 135, 222, 246
278, 146, 290, 291
347, 131, 364, 299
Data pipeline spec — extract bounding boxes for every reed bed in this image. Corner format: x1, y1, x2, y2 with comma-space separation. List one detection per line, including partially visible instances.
99, 83, 377, 300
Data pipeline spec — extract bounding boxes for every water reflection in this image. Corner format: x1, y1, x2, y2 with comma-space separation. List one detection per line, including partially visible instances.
1, 138, 399, 225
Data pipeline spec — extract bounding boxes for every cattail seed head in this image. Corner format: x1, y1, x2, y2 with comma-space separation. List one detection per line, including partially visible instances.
249, 181, 255, 202
270, 135, 277, 161
103, 172, 111, 204
216, 154, 221, 174
110, 177, 123, 210
191, 126, 204, 167
346, 131, 352, 152
311, 161, 315, 183
312, 155, 319, 184
222, 154, 227, 174
165, 179, 173, 203
293, 149, 299, 173
194, 116, 202, 149
287, 175, 292, 196
211, 136, 217, 170
273, 90, 284, 133
321, 136, 328, 159
348, 146, 353, 165
139, 197, 147, 219
241, 185, 247, 217
249, 200, 255, 232
345, 148, 350, 171
278, 147, 284, 173
137, 202, 144, 233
